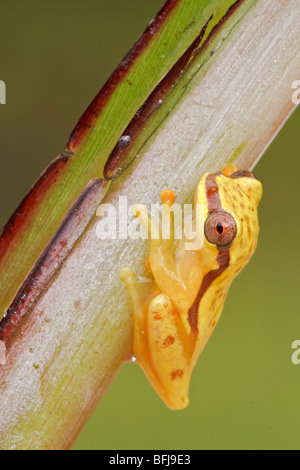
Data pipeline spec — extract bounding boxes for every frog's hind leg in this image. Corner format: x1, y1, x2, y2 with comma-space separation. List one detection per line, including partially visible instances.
146, 294, 191, 410
120, 267, 191, 409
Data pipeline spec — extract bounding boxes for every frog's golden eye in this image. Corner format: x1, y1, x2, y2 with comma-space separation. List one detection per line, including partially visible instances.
205, 211, 237, 247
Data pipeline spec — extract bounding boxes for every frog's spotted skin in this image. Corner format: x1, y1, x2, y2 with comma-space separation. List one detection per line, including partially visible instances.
120, 167, 262, 409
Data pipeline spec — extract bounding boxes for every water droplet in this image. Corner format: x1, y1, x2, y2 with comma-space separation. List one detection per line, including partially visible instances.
118, 135, 132, 149
156, 99, 163, 110
138, 276, 152, 284
131, 355, 137, 362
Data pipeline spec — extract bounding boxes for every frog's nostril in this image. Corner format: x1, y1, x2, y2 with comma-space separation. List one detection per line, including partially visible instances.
230, 170, 257, 180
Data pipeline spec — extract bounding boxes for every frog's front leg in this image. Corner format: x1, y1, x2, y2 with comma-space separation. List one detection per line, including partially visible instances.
132, 191, 201, 314
131, 195, 187, 304
120, 267, 191, 410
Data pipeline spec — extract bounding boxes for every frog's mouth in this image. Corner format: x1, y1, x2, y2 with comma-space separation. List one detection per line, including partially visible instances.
188, 169, 262, 341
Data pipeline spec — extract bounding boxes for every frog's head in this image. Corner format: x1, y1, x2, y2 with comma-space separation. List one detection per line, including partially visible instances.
196, 169, 262, 273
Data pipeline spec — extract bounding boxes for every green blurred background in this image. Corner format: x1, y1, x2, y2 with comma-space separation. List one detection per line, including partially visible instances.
0, 0, 299, 450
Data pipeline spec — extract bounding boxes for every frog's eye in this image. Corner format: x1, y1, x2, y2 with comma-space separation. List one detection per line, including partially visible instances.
205, 211, 237, 247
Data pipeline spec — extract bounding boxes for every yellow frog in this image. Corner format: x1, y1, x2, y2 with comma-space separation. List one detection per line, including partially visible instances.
120, 166, 262, 410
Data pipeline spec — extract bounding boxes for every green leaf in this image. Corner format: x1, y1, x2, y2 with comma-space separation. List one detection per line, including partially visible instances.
0, 0, 236, 319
